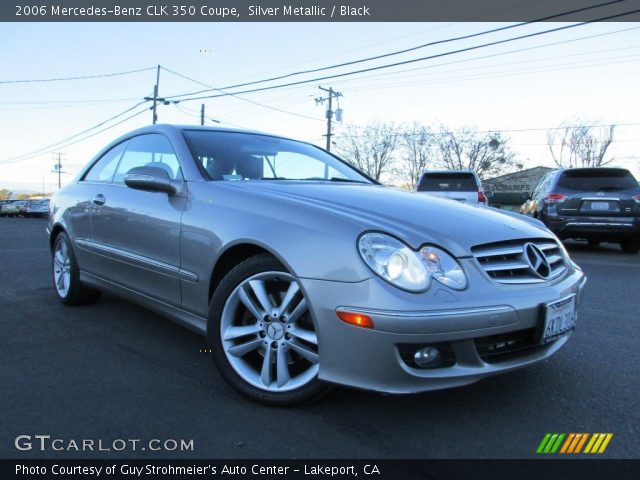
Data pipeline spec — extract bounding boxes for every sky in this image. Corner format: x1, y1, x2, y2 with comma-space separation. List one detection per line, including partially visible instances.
0, 20, 639, 193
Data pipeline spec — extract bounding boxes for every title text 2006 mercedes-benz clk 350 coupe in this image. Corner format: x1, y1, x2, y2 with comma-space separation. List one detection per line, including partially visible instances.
48, 125, 586, 405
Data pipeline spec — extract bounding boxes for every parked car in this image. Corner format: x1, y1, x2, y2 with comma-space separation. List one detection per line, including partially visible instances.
48, 125, 586, 405
1, 200, 26, 217
520, 167, 640, 253
0, 200, 11, 216
23, 199, 50, 218
415, 170, 488, 205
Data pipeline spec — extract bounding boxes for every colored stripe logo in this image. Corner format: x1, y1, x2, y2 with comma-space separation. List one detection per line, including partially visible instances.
537, 433, 613, 454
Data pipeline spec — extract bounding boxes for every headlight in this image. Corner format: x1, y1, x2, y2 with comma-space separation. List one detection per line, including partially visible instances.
358, 233, 468, 292
419, 246, 467, 290
358, 233, 430, 292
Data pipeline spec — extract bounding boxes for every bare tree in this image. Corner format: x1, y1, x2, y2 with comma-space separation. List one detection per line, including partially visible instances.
336, 121, 399, 181
392, 122, 434, 188
547, 120, 615, 168
432, 126, 521, 179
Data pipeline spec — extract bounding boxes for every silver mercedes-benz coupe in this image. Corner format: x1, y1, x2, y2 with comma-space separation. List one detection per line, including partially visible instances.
48, 124, 587, 405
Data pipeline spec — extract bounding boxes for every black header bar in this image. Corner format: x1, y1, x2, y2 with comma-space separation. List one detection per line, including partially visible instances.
4, 0, 640, 22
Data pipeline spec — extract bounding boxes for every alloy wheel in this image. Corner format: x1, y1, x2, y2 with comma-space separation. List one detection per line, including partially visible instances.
220, 271, 319, 392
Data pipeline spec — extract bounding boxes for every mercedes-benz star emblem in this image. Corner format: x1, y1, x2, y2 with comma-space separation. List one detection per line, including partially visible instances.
267, 322, 284, 340
523, 243, 551, 279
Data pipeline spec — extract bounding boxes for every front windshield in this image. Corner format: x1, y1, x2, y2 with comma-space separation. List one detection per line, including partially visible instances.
183, 130, 371, 183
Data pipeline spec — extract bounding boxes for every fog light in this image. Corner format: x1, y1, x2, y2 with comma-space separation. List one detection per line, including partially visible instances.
414, 347, 441, 367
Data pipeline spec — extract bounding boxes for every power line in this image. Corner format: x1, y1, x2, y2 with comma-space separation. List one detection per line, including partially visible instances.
170, 8, 640, 103
0, 96, 143, 106
0, 66, 156, 85
320, 27, 640, 88
337, 122, 640, 138
0, 101, 148, 163
161, 66, 323, 122
343, 53, 640, 93
173, 103, 220, 124
166, 0, 627, 99
0, 108, 149, 165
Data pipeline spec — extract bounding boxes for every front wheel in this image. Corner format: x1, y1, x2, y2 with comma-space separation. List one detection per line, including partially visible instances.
208, 254, 329, 405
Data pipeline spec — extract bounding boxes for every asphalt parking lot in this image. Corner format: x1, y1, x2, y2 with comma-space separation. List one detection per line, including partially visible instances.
1, 217, 638, 459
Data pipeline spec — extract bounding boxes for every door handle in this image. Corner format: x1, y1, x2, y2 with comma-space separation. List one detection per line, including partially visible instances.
92, 194, 106, 206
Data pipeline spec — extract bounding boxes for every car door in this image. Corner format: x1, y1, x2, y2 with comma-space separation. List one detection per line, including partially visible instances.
89, 133, 186, 306
71, 140, 128, 270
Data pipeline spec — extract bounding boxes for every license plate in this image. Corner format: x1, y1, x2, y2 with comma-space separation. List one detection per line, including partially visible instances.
591, 201, 609, 210
543, 296, 576, 343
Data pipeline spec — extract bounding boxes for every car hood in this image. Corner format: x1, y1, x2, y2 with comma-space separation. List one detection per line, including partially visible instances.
222, 181, 554, 257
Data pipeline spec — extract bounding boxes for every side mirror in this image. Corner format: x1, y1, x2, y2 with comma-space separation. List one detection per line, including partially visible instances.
124, 166, 179, 195
520, 192, 531, 201
485, 190, 494, 198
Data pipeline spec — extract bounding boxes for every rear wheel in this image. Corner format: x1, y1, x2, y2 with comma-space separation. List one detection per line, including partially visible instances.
620, 240, 640, 254
52, 232, 101, 305
208, 254, 329, 405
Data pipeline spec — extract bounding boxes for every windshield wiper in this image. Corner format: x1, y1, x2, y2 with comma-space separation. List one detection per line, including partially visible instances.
302, 177, 369, 183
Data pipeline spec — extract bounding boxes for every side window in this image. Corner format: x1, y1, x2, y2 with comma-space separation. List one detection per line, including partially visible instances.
113, 134, 182, 184
83, 142, 127, 182
533, 175, 549, 199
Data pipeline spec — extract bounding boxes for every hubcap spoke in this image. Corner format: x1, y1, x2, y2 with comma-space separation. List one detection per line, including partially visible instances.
276, 344, 290, 387
260, 345, 273, 386
287, 340, 319, 364
248, 280, 274, 313
56, 270, 66, 290
288, 298, 308, 324
227, 338, 263, 358
238, 286, 265, 320
289, 325, 318, 345
277, 282, 299, 316
289, 342, 320, 363
223, 323, 261, 341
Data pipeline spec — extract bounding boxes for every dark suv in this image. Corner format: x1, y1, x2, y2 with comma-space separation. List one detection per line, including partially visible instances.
520, 167, 640, 253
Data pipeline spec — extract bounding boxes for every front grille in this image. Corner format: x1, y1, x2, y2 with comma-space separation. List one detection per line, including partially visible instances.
471, 238, 567, 284
475, 328, 548, 363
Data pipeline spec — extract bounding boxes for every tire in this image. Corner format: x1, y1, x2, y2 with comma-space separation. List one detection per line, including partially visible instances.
207, 254, 329, 406
52, 232, 101, 305
620, 240, 640, 254
587, 239, 600, 247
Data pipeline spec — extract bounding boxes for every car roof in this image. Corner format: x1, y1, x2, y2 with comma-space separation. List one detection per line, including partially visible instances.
121, 123, 299, 143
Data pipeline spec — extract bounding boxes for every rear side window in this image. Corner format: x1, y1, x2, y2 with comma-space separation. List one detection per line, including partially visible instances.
113, 134, 182, 183
557, 169, 638, 192
84, 142, 127, 182
417, 173, 478, 192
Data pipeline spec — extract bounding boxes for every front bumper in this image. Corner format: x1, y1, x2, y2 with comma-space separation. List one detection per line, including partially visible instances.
300, 259, 587, 394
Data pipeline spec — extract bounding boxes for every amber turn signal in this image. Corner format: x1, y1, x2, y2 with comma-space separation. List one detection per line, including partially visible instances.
336, 310, 374, 329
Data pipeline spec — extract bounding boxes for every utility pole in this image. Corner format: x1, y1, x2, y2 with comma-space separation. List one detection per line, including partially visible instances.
51, 152, 66, 189
144, 65, 169, 124
315, 86, 343, 151
200, 104, 205, 126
